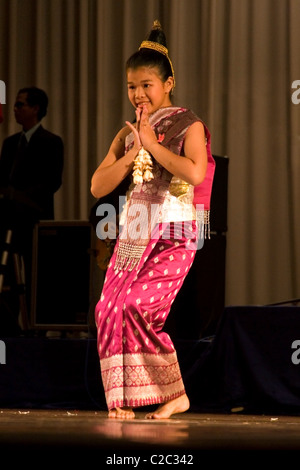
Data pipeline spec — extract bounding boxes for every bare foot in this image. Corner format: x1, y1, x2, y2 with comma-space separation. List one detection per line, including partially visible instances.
145, 394, 190, 419
108, 407, 135, 419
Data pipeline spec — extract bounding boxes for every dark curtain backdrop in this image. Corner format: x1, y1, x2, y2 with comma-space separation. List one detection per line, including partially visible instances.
0, 0, 299, 307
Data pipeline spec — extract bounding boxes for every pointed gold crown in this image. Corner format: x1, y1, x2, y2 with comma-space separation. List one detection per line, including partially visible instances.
139, 20, 175, 88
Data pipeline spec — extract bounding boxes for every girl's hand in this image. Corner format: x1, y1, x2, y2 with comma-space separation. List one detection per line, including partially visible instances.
125, 107, 142, 151
138, 105, 157, 151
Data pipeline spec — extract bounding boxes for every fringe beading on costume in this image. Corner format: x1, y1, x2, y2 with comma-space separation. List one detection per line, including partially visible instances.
114, 242, 146, 271
115, 191, 165, 271
196, 209, 211, 240
204, 209, 211, 239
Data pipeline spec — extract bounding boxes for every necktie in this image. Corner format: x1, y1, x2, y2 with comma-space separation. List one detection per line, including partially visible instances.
9, 133, 28, 182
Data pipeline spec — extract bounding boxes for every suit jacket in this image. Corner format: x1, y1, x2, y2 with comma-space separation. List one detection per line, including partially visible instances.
0, 125, 64, 220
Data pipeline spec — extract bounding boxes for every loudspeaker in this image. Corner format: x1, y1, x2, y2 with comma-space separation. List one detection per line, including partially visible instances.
30, 221, 93, 330
166, 233, 226, 340
165, 155, 229, 340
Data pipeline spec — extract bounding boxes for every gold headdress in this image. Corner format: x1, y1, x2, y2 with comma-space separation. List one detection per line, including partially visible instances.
139, 20, 175, 88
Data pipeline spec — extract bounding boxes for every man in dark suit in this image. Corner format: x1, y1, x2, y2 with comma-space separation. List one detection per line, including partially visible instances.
0, 86, 64, 335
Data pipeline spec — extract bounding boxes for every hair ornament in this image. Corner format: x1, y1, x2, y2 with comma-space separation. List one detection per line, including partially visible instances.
139, 22, 176, 88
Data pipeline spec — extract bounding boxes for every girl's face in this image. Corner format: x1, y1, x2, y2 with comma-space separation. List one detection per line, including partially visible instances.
127, 66, 173, 115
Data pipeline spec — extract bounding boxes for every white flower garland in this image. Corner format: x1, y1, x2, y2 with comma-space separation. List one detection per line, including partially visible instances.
132, 147, 154, 184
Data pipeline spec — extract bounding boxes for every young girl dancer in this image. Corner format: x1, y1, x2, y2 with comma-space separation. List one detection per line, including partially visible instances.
91, 20, 215, 419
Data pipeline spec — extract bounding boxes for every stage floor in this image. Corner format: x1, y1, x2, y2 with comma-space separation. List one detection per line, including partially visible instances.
1, 305, 300, 465
1, 408, 300, 465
